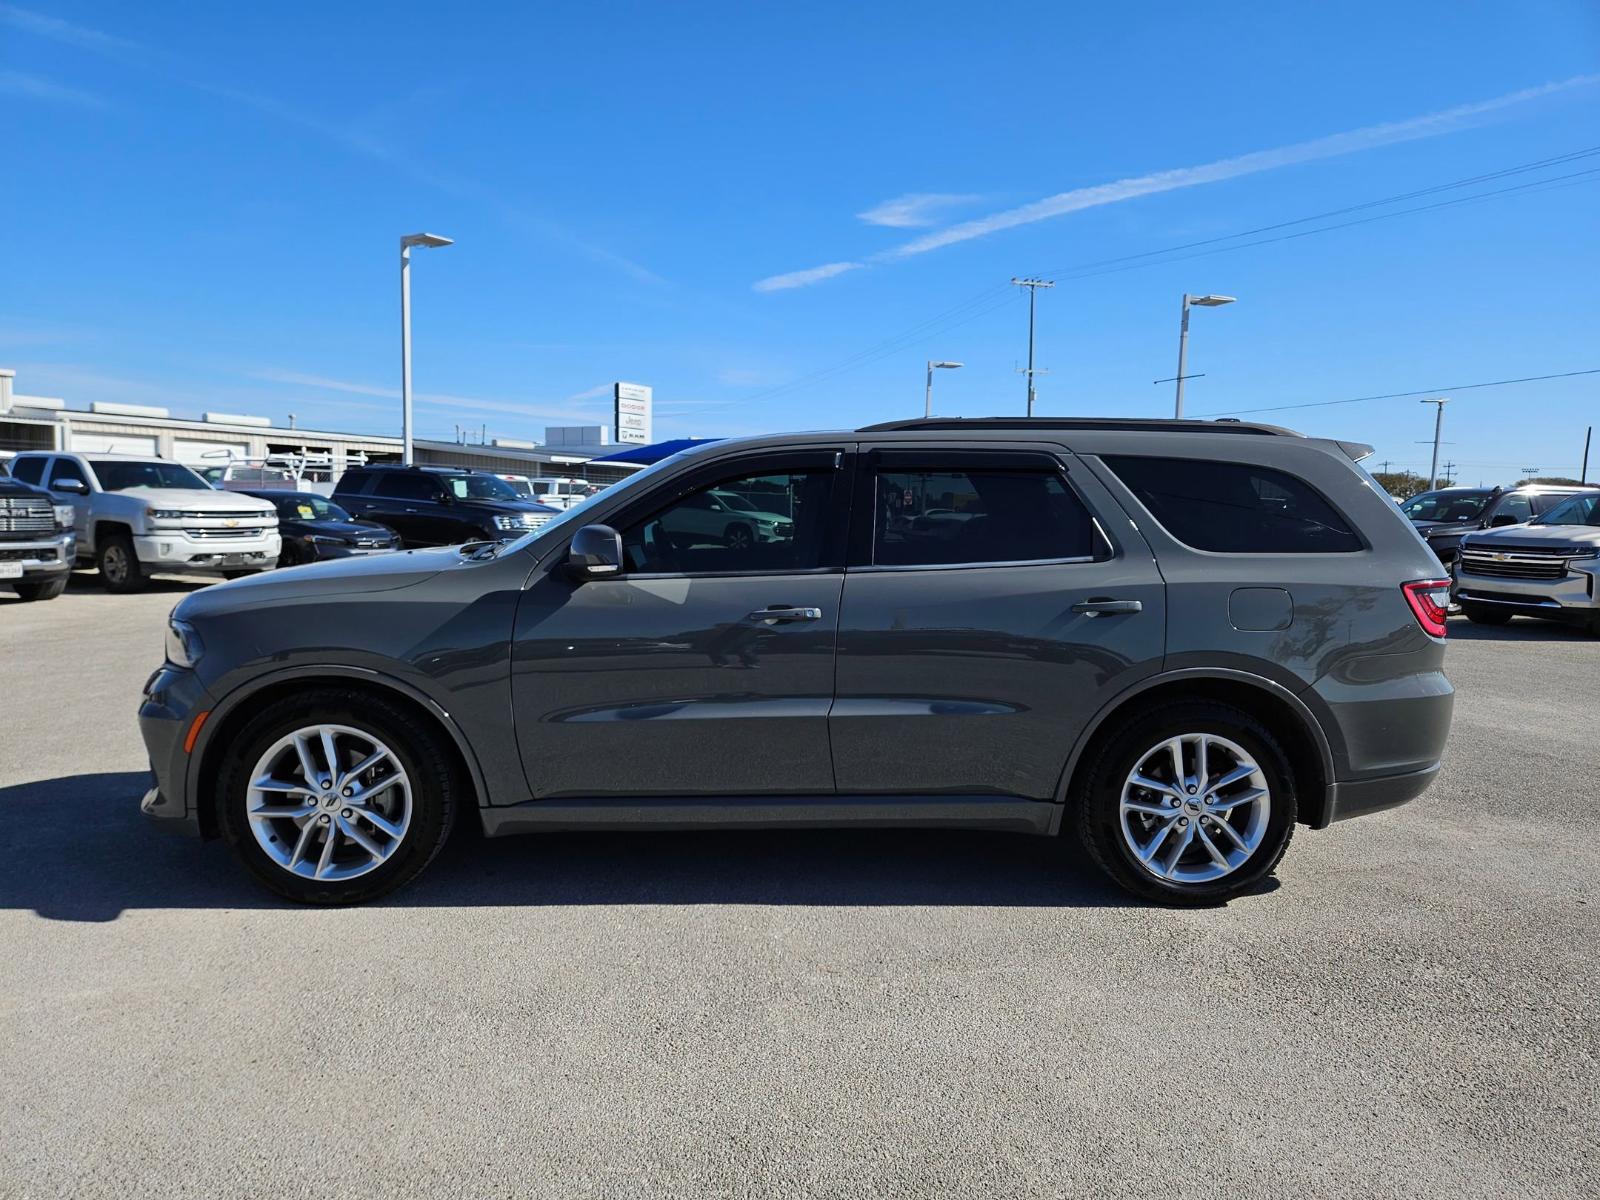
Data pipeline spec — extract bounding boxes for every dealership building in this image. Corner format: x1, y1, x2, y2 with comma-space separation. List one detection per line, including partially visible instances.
0, 369, 649, 486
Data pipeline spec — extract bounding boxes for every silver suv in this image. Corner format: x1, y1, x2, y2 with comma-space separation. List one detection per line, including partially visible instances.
139, 417, 1455, 906
1455, 490, 1600, 632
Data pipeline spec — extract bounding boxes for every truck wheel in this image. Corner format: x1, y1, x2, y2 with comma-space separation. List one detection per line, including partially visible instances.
1070, 701, 1297, 906
216, 688, 458, 904
1460, 602, 1512, 626
98, 533, 147, 593
11, 576, 68, 602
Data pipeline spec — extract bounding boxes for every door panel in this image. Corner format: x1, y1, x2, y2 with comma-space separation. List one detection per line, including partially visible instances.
512, 572, 844, 797
829, 446, 1166, 800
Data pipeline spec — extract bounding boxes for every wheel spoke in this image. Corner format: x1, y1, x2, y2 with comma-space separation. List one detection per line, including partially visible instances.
293, 735, 320, 786
1210, 787, 1267, 813
1196, 823, 1230, 869
339, 748, 388, 788
250, 804, 312, 819
1123, 798, 1172, 817
1138, 817, 1178, 863
1195, 736, 1209, 793
287, 819, 318, 868
1209, 816, 1249, 851
1129, 773, 1180, 799
319, 728, 342, 782
353, 806, 405, 839
1165, 738, 1184, 785
1162, 822, 1197, 878
339, 816, 385, 861
1206, 763, 1257, 795
253, 775, 312, 796
314, 822, 339, 878
349, 774, 403, 806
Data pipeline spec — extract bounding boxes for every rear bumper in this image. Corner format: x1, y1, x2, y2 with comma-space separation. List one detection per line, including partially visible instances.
1324, 762, 1441, 824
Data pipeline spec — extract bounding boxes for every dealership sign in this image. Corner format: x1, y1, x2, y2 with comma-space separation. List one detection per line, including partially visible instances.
614, 382, 653, 445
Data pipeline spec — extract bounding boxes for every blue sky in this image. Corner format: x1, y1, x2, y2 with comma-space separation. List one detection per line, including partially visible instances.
2, 1, 1598, 480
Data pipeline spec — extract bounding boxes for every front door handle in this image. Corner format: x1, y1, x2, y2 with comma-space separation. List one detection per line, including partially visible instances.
1071, 597, 1143, 617
747, 606, 823, 624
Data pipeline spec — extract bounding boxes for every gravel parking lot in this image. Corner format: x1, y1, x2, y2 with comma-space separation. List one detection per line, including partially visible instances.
2, 575, 1596, 1199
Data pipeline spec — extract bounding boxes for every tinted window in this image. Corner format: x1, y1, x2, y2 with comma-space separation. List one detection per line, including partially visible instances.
1104, 456, 1362, 554
440, 473, 520, 500
10, 457, 45, 485
47, 459, 90, 490
1534, 493, 1600, 526
333, 471, 369, 495
91, 460, 211, 491
873, 468, 1098, 566
372, 473, 440, 501
1530, 492, 1577, 516
1494, 493, 1533, 524
621, 469, 833, 574
277, 495, 351, 521
1401, 490, 1491, 523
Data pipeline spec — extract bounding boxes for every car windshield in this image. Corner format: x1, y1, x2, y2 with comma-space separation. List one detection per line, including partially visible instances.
503, 479, 533, 496
1400, 490, 1491, 522
715, 490, 760, 512
1532, 493, 1600, 526
277, 495, 350, 522
441, 473, 521, 501
92, 461, 212, 491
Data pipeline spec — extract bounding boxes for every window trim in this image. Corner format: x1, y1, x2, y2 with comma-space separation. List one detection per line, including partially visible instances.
851, 448, 1115, 571
567, 447, 852, 581
1097, 452, 1369, 556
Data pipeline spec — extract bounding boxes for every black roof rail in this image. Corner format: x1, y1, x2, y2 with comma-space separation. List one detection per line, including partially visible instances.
856, 416, 1303, 437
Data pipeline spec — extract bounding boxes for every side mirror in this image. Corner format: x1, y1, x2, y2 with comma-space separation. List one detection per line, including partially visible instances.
567, 524, 624, 580
1490, 514, 1520, 527
53, 478, 89, 495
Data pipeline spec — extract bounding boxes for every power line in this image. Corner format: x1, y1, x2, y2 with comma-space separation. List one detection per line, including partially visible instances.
1193, 367, 1600, 418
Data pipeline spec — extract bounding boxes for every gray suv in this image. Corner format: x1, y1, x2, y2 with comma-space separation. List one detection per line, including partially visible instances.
139, 418, 1455, 906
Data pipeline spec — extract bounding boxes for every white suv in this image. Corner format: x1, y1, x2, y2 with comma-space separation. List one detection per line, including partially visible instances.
11, 452, 281, 592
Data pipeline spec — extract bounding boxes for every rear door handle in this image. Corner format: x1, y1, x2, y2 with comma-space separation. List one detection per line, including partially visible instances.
1071, 598, 1143, 617
747, 606, 823, 624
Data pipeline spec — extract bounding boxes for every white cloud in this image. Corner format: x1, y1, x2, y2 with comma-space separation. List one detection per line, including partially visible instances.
0, 69, 105, 108
752, 261, 864, 293
253, 369, 609, 423
759, 75, 1600, 290
857, 192, 983, 228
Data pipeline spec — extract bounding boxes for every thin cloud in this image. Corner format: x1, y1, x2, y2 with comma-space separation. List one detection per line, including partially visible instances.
0, 4, 143, 57
857, 192, 983, 228
753, 261, 864, 293
0, 69, 106, 109
254, 369, 609, 423
760, 75, 1600, 290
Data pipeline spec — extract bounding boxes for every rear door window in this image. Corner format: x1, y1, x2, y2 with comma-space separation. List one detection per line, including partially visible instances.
1103, 456, 1362, 553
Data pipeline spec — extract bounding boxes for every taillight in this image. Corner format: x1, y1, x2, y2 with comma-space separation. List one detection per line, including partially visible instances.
1403, 578, 1451, 638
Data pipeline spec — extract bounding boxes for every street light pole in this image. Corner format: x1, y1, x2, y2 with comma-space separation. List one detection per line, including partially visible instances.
1173, 293, 1235, 418
1421, 397, 1448, 489
399, 232, 454, 465
924, 360, 963, 418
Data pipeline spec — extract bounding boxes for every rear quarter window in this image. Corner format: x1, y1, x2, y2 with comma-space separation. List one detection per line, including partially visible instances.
1102, 455, 1363, 554
334, 471, 370, 495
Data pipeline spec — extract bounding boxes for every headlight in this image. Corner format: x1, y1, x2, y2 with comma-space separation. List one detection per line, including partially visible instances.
306, 534, 347, 546
53, 504, 74, 528
164, 618, 204, 669
1566, 549, 1599, 561
148, 508, 184, 520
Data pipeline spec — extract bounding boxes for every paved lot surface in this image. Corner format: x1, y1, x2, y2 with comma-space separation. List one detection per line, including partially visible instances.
2, 575, 1597, 1199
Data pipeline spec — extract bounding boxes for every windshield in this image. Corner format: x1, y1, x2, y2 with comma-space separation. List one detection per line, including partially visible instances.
441, 473, 522, 501
92, 461, 212, 491
503, 479, 533, 496
1400, 490, 1491, 523
277, 495, 351, 522
716, 490, 760, 513
1533, 493, 1600, 526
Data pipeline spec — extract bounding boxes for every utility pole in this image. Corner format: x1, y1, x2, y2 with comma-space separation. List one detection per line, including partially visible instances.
1420, 398, 1448, 488
1011, 278, 1054, 416
1582, 426, 1592, 485
1443, 460, 1458, 485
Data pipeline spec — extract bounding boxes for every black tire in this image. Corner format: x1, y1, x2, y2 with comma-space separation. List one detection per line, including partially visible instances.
1070, 701, 1297, 906
11, 575, 68, 602
1460, 601, 1512, 626
221, 569, 260, 580
217, 688, 458, 904
724, 522, 754, 552
97, 532, 146, 593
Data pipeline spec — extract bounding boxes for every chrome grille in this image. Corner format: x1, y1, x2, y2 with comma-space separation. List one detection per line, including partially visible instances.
183, 527, 268, 540
1459, 549, 1583, 581
0, 502, 54, 534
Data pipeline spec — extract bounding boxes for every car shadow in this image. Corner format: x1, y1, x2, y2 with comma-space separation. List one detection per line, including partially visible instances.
64, 571, 216, 595
0, 772, 1281, 921
1446, 615, 1596, 642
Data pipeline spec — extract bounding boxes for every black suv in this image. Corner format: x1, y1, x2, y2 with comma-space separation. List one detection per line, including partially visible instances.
1399, 484, 1596, 566
142, 418, 1455, 908
332, 466, 559, 548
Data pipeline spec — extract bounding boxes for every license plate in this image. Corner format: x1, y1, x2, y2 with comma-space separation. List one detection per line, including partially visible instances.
0, 562, 21, 579
220, 554, 246, 567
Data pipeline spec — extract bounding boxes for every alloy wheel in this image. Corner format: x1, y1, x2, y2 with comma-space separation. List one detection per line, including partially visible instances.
1118, 732, 1270, 884
244, 723, 413, 881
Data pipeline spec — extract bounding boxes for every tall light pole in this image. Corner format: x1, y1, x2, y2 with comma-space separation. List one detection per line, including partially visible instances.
1172, 293, 1235, 418
1421, 397, 1448, 489
1011, 278, 1054, 415
400, 232, 454, 465
925, 360, 963, 417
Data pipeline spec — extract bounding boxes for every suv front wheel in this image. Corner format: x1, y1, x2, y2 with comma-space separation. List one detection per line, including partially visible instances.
1072, 701, 1297, 905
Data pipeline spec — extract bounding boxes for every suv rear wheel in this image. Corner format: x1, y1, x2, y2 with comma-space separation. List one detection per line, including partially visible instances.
217, 689, 457, 904
1072, 701, 1296, 905
97, 532, 146, 593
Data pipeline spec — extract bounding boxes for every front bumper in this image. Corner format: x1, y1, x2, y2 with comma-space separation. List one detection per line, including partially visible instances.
1455, 559, 1599, 619
138, 665, 217, 836
0, 531, 76, 579
135, 530, 280, 573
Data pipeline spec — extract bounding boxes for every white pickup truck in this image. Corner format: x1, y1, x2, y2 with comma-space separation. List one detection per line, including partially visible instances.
9, 451, 280, 593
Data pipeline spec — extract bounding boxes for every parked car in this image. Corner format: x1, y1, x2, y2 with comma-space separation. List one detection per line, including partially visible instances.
332, 465, 560, 547
656, 486, 794, 551
10, 451, 280, 591
200, 463, 298, 490
140, 416, 1453, 907
239, 490, 401, 567
0, 462, 76, 602
1454, 490, 1600, 632
524, 476, 600, 510
1399, 484, 1596, 566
